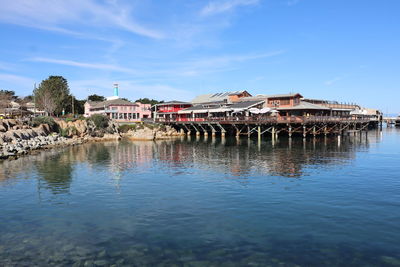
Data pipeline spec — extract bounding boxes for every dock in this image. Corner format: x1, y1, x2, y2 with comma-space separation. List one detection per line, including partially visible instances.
159, 116, 380, 138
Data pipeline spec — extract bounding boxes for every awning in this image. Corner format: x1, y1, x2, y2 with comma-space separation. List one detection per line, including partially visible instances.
259, 107, 271, 114
232, 108, 245, 113
249, 108, 260, 114
193, 110, 209, 113
178, 109, 193, 114
208, 108, 232, 113
350, 109, 368, 115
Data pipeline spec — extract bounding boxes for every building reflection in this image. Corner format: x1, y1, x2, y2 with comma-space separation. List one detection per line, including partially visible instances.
0, 129, 383, 195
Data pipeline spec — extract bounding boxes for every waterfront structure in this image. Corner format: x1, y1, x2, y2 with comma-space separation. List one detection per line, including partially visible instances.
191, 90, 252, 104
153, 101, 192, 121
156, 90, 382, 138
84, 99, 151, 122
84, 84, 151, 122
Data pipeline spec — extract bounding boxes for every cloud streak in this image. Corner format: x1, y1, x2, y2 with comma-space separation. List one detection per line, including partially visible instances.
324, 76, 344, 86
27, 50, 283, 78
0, 0, 163, 39
28, 57, 137, 74
173, 50, 285, 76
200, 0, 259, 16
0, 73, 35, 88
69, 79, 195, 101
287, 0, 300, 6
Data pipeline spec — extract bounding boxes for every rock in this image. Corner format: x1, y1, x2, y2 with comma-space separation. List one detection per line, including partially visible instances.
84, 260, 95, 267
97, 249, 107, 258
93, 259, 108, 266
72, 261, 83, 267
381, 256, 400, 266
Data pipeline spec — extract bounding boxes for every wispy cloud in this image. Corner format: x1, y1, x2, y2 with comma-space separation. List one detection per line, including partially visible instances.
324, 76, 344, 86
174, 50, 284, 76
28, 50, 283, 78
0, 73, 35, 88
0, 0, 163, 39
200, 0, 259, 16
69, 79, 195, 101
28, 57, 137, 74
287, 0, 300, 6
0, 61, 16, 71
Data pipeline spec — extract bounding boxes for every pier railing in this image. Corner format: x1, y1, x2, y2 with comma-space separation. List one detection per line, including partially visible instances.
156, 116, 377, 124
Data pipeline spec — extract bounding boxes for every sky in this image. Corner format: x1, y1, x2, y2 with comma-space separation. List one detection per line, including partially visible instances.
0, 0, 399, 113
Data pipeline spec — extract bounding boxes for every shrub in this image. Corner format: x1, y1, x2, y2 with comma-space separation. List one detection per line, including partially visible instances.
144, 123, 155, 130
88, 114, 109, 129
59, 127, 69, 137
118, 124, 137, 133
58, 126, 77, 137
31, 116, 57, 131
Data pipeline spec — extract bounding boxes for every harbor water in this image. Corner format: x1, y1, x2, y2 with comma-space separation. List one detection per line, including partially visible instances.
0, 128, 399, 266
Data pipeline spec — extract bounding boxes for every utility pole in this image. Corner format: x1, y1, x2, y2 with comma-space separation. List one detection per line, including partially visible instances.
33, 83, 36, 117
72, 95, 75, 116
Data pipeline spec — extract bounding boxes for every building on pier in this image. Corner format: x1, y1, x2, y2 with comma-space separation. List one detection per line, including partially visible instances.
153, 101, 192, 121
191, 90, 252, 105
154, 90, 382, 137
153, 91, 252, 121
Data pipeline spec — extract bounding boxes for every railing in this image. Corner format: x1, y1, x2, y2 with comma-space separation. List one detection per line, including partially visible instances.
156, 116, 377, 124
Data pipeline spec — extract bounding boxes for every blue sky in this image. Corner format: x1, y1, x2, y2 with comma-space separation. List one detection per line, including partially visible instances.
0, 0, 399, 113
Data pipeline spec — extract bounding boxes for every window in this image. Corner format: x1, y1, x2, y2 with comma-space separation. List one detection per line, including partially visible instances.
280, 99, 290, 105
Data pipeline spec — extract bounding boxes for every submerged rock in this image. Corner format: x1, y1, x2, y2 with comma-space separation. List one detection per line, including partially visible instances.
381, 256, 400, 266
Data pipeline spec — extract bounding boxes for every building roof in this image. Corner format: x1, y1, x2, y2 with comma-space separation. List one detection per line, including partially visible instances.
263, 93, 303, 99
238, 93, 303, 102
87, 99, 138, 109
177, 100, 265, 114
229, 100, 265, 110
191, 90, 249, 104
157, 100, 191, 105
277, 101, 330, 111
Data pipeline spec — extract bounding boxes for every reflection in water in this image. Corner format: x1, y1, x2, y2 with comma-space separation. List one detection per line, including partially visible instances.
36, 153, 74, 194
0, 129, 398, 267
0, 130, 380, 192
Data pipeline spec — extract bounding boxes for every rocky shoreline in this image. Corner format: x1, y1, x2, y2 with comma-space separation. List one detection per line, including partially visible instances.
121, 125, 183, 140
0, 118, 182, 161
0, 134, 122, 161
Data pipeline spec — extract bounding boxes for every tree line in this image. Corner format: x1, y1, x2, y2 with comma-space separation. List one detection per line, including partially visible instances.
1, 75, 164, 116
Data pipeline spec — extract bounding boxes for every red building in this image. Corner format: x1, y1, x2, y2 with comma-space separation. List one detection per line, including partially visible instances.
153, 101, 192, 121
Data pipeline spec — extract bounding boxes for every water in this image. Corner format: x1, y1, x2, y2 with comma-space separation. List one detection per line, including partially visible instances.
1, 129, 399, 266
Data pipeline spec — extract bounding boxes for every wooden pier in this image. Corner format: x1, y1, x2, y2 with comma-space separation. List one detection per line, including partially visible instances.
158, 116, 381, 139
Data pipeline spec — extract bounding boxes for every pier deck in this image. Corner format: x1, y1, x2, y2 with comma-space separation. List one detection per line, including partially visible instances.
158, 116, 380, 138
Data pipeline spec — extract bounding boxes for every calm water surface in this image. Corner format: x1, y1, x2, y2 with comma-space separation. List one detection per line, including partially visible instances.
1, 129, 399, 266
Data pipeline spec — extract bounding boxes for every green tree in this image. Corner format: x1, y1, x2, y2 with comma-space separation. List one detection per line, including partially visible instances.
34, 76, 70, 116
64, 96, 85, 115
135, 98, 164, 106
88, 94, 106, 102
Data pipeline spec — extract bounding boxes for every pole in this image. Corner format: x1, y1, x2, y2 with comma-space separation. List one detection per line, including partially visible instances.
33, 83, 36, 117
72, 95, 75, 116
